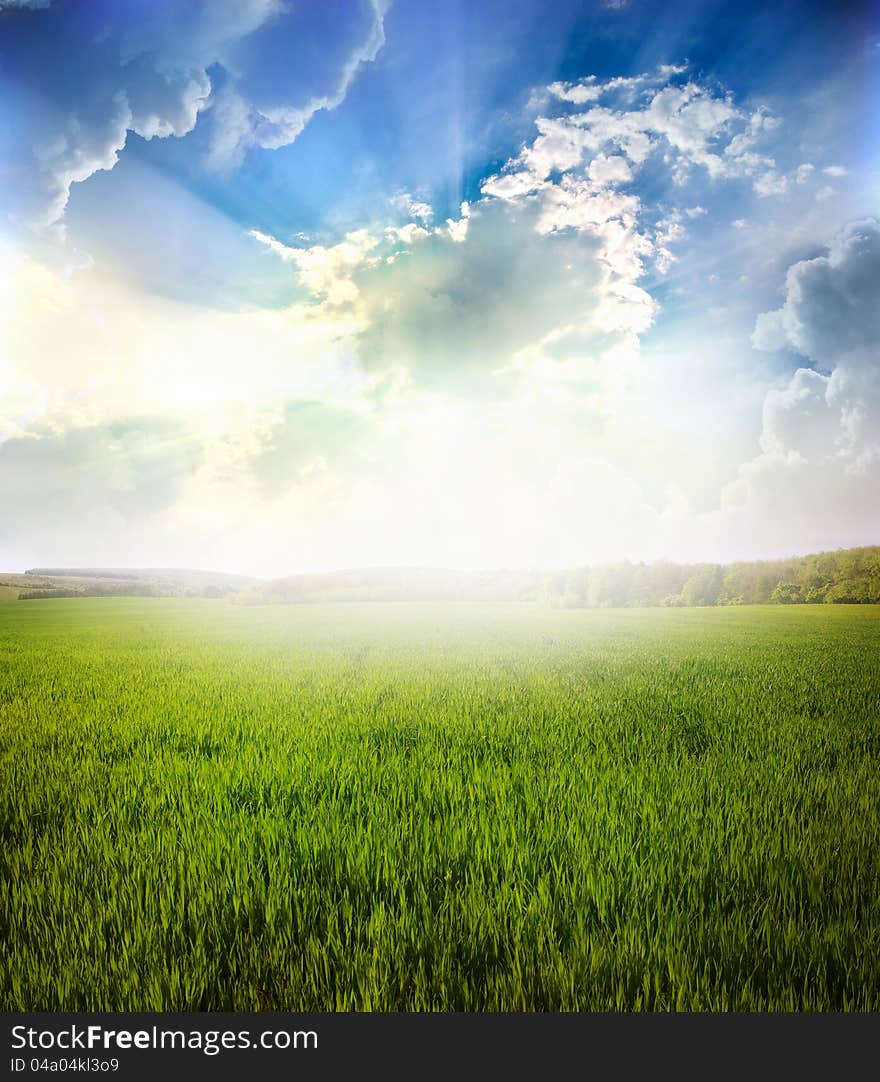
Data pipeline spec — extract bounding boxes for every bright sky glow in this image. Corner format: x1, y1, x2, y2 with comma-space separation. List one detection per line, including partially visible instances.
0, 0, 877, 575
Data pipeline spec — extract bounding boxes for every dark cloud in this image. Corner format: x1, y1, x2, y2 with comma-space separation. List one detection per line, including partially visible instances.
738, 219, 880, 542
751, 218, 880, 463
353, 199, 607, 392
752, 218, 880, 368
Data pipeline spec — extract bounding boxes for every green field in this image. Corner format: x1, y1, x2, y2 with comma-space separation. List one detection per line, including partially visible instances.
1, 599, 879, 1010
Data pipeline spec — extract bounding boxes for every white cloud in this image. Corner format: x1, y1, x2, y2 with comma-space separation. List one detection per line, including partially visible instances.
753, 170, 788, 197
644, 83, 739, 174
588, 153, 633, 186
758, 367, 842, 460
653, 211, 688, 273
823, 165, 848, 177
478, 68, 795, 351
548, 73, 645, 104
445, 201, 471, 243
407, 201, 434, 224
547, 77, 603, 105
250, 227, 380, 309
480, 169, 546, 201
384, 222, 431, 245
390, 191, 431, 217
485, 70, 785, 205
547, 66, 688, 106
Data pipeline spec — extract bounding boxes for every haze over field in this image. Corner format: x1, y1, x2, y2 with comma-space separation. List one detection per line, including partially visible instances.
1, 0, 877, 574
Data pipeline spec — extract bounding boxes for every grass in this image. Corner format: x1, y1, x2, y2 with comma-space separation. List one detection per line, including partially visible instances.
1, 598, 879, 1011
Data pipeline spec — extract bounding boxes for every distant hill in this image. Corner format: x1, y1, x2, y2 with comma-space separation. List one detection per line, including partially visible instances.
237, 567, 545, 605
2, 568, 262, 601
236, 546, 880, 608
3, 546, 879, 606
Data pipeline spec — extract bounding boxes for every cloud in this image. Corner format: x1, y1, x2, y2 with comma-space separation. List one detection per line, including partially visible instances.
547, 67, 687, 106
481, 68, 789, 284
753, 170, 788, 197
477, 67, 788, 332
390, 193, 434, 223
0, 418, 201, 558
653, 210, 689, 273
752, 219, 880, 365
588, 153, 633, 186
547, 77, 604, 106
758, 367, 843, 461
205, 0, 388, 167
548, 75, 643, 105
732, 219, 880, 544
243, 401, 370, 497
384, 222, 431, 245
523, 75, 787, 197
755, 218, 880, 475
445, 201, 471, 243
250, 227, 381, 309
0, 0, 386, 228
224, 63, 809, 549
0, 237, 373, 444
250, 199, 624, 394
4, 53, 873, 573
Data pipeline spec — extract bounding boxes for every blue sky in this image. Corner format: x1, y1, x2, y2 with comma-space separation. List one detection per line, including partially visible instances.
0, 0, 877, 574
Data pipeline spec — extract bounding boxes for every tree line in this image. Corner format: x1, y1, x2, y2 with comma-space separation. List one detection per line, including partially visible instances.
236, 546, 880, 607
541, 546, 880, 608
11, 546, 880, 607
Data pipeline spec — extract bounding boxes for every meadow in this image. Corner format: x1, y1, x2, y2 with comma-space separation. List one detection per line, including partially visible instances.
1, 598, 879, 1011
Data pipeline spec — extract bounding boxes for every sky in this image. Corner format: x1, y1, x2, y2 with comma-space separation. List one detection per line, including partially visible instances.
0, 0, 878, 576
